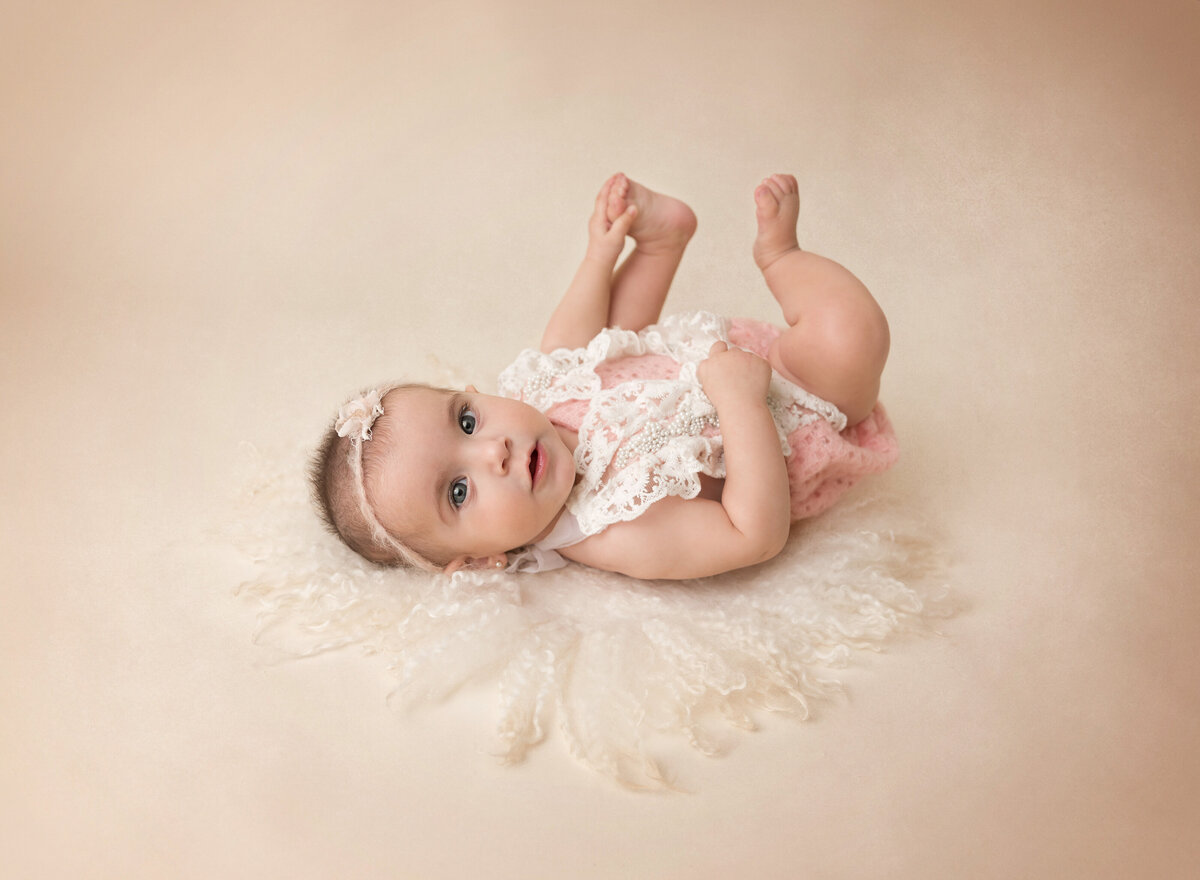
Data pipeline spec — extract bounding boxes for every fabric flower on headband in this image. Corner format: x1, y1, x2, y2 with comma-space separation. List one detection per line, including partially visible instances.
335, 389, 385, 441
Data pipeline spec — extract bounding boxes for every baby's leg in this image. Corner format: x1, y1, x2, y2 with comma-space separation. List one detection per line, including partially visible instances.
753, 174, 889, 426
605, 174, 697, 332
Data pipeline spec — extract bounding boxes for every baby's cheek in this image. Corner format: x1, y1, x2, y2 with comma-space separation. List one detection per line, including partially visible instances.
514, 506, 545, 541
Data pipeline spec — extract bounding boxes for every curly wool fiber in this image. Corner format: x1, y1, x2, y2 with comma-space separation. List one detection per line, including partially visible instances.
234, 443, 950, 789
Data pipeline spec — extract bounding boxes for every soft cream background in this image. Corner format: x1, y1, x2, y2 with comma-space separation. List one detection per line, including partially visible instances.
3, 0, 1197, 877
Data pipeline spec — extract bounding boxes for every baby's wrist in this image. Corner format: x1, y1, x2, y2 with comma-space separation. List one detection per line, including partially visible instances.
583, 247, 618, 267
707, 386, 768, 415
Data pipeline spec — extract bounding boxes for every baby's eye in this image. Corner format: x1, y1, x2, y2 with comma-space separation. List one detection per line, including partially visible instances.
449, 477, 469, 508
458, 406, 477, 435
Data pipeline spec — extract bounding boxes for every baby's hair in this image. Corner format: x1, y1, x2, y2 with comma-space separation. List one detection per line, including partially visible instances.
309, 383, 443, 572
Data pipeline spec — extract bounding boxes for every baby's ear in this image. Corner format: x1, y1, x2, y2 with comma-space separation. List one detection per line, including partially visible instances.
442, 553, 507, 575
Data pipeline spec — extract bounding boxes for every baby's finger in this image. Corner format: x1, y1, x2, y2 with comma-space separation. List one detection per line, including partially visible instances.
608, 204, 637, 237
708, 341, 728, 356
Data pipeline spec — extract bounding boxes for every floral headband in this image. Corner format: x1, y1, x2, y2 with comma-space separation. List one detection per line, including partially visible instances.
335, 389, 385, 441
334, 386, 440, 572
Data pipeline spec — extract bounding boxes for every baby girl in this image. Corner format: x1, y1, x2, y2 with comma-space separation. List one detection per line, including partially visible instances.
312, 173, 898, 579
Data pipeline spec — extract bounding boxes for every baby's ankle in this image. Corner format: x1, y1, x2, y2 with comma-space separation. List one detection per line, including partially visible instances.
754, 243, 801, 272
610, 176, 697, 253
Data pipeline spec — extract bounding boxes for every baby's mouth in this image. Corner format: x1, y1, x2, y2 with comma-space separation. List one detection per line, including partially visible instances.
528, 443, 543, 488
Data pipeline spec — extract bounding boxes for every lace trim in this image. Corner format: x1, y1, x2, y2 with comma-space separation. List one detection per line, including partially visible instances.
497, 311, 729, 412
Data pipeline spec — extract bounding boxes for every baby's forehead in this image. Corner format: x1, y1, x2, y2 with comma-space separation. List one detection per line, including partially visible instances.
382, 384, 514, 417
384, 383, 450, 407
368, 387, 453, 530
378, 384, 453, 430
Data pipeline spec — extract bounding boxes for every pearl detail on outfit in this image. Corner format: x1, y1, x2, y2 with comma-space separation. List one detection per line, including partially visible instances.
613, 406, 717, 468
525, 370, 555, 393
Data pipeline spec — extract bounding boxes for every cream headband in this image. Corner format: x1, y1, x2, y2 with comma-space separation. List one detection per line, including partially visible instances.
335, 387, 439, 572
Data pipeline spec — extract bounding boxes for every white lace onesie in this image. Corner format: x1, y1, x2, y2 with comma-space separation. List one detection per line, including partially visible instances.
497, 312, 849, 573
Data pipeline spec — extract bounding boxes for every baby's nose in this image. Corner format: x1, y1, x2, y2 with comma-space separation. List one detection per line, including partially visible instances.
481, 436, 510, 473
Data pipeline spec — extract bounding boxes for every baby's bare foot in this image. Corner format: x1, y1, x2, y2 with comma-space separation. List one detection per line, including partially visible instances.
753, 173, 801, 270
606, 173, 697, 255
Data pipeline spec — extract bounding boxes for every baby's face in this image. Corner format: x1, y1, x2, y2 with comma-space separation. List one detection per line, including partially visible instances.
369, 386, 576, 569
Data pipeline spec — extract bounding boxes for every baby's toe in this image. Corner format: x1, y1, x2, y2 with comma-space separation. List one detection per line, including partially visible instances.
607, 173, 629, 222
767, 173, 798, 195
755, 183, 780, 219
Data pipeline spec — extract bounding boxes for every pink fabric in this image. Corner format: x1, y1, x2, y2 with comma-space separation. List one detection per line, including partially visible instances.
546, 317, 899, 521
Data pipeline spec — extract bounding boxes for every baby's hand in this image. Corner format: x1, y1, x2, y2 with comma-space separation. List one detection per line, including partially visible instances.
697, 341, 772, 405
585, 175, 637, 263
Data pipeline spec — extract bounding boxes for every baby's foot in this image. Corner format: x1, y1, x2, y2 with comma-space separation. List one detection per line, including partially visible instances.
606, 173, 697, 255
753, 173, 801, 270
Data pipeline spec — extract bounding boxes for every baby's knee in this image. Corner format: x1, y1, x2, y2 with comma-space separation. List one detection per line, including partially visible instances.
814, 299, 890, 373
772, 306, 888, 425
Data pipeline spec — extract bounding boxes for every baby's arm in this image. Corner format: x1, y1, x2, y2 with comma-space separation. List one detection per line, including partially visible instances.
561, 343, 792, 579
540, 179, 636, 353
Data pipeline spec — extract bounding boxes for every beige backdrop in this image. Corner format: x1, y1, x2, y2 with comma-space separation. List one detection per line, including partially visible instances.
3, 0, 1198, 877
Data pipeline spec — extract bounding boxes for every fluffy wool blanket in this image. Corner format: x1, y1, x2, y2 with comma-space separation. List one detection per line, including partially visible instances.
233, 443, 951, 789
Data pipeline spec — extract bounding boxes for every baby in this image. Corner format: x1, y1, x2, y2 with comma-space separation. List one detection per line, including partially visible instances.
312, 174, 898, 579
